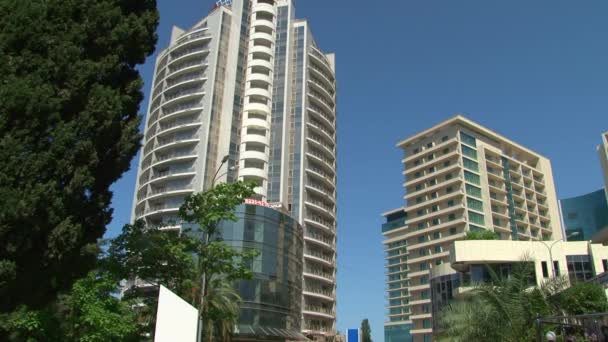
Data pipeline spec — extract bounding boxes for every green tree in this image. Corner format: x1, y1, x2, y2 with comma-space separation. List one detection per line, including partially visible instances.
0, 0, 158, 312
106, 181, 258, 341
361, 318, 372, 342
552, 281, 608, 315
463, 230, 499, 240
0, 271, 140, 342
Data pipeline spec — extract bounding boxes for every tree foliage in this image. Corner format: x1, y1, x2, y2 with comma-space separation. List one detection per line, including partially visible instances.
438, 261, 608, 342
463, 230, 499, 240
0, 271, 140, 342
107, 181, 258, 341
361, 318, 372, 342
0, 0, 158, 311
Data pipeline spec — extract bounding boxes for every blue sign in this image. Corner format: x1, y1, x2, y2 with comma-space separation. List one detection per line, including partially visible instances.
347, 328, 359, 342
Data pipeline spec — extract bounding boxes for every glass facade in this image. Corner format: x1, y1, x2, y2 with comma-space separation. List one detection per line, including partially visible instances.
218, 204, 304, 340
384, 324, 413, 342
560, 189, 608, 241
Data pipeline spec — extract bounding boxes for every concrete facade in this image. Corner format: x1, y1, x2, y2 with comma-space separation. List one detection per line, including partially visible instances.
130, 0, 337, 336
382, 115, 563, 341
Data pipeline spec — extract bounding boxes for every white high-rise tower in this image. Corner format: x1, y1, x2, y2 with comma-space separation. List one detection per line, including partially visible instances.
131, 0, 337, 337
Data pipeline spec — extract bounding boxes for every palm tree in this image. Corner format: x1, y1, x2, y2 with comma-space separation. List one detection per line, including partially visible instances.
437, 261, 552, 341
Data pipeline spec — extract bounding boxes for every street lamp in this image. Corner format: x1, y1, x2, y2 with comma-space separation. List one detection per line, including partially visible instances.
198, 154, 229, 342
211, 155, 230, 187
539, 231, 580, 277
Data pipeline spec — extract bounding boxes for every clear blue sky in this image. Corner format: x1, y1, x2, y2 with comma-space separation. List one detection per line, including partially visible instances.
105, 1, 608, 340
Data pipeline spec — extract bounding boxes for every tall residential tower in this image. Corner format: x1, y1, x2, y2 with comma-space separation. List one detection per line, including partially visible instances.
383, 115, 562, 342
131, 0, 337, 337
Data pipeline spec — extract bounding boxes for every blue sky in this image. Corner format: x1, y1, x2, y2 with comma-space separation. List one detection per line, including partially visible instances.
106, 1, 608, 340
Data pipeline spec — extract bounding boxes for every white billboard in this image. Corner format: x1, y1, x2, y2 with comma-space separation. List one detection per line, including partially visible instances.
154, 285, 198, 342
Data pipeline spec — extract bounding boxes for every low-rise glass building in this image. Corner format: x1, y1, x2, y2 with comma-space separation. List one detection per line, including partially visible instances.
219, 203, 306, 341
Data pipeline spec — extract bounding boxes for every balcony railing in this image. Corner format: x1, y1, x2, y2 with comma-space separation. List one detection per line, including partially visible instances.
156, 150, 197, 162
305, 249, 334, 263
162, 101, 202, 117
157, 134, 199, 148
304, 231, 334, 245
151, 167, 195, 180
382, 218, 407, 233
166, 72, 206, 88
304, 305, 334, 316
305, 267, 334, 280
304, 287, 333, 298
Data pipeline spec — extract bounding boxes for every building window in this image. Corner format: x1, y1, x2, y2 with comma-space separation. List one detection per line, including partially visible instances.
446, 186, 454, 194
415, 172, 421, 178
460, 131, 476, 147
468, 211, 485, 225
554, 261, 560, 276
414, 159, 421, 166
415, 184, 423, 191
464, 170, 480, 185
432, 218, 440, 225
416, 196, 423, 204
429, 179, 437, 186
447, 200, 455, 207
567, 212, 578, 219
427, 142, 434, 148
420, 263, 428, 270
466, 184, 482, 198
566, 255, 594, 282
541, 261, 549, 278
432, 205, 439, 212
431, 192, 438, 199
414, 148, 420, 154
418, 236, 426, 243
419, 249, 428, 257
448, 213, 456, 221
445, 173, 453, 180
417, 222, 426, 230
443, 148, 450, 155
461, 145, 478, 159
442, 136, 449, 142
467, 197, 484, 211
428, 166, 436, 173
434, 245, 442, 253
433, 232, 441, 239
423, 319, 432, 328
427, 154, 435, 161
420, 276, 429, 284
417, 209, 425, 216
443, 160, 451, 167
463, 157, 479, 172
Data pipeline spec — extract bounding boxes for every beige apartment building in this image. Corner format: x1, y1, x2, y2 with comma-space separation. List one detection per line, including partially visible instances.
383, 115, 563, 342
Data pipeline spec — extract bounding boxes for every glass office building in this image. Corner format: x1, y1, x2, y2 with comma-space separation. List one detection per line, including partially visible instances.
560, 189, 608, 241
219, 203, 305, 341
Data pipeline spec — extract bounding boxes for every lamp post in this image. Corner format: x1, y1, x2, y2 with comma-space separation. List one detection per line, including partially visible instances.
197, 154, 229, 342
539, 231, 580, 277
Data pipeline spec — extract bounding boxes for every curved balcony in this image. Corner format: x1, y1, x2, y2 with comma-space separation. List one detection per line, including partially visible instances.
304, 233, 334, 250
308, 91, 334, 115
240, 134, 269, 148
147, 153, 198, 171
141, 204, 181, 219
308, 77, 335, 104
242, 117, 270, 130
307, 106, 334, 129
141, 168, 196, 188
249, 45, 274, 59
308, 50, 332, 74
247, 71, 272, 85
164, 75, 207, 94
305, 216, 334, 233
252, 2, 276, 15
240, 150, 268, 163
165, 62, 208, 83
167, 48, 210, 69
239, 167, 267, 180
253, 185, 267, 198
309, 57, 335, 84
170, 36, 211, 57
305, 151, 335, 175
250, 31, 274, 44
151, 122, 201, 142
307, 121, 335, 145
251, 18, 275, 32
304, 253, 334, 269
303, 270, 335, 285
245, 87, 271, 99
243, 101, 271, 115
162, 90, 205, 108
303, 289, 334, 302
306, 136, 334, 160
141, 187, 194, 203
305, 167, 334, 189
305, 199, 335, 220
150, 137, 199, 157
158, 105, 203, 124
